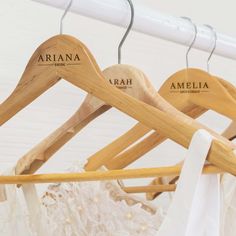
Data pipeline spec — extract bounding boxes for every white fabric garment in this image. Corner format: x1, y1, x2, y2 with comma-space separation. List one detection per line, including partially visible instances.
156, 129, 220, 236
0, 129, 222, 236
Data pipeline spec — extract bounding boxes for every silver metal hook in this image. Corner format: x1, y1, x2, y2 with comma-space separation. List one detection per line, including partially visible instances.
181, 17, 197, 68
204, 24, 217, 73
60, 0, 73, 34
118, 0, 134, 64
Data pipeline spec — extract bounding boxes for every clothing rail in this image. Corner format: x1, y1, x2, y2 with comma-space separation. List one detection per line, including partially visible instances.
32, 0, 236, 60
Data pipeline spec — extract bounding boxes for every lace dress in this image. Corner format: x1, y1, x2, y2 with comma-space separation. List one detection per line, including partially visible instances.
0, 130, 228, 236
0, 166, 163, 236
41, 165, 163, 236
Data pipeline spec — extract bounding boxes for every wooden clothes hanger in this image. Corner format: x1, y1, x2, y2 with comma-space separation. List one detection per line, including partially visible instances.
13, 1, 223, 176
9, 0, 192, 175
84, 21, 236, 172
13, 0, 171, 175
143, 25, 236, 199
121, 25, 236, 198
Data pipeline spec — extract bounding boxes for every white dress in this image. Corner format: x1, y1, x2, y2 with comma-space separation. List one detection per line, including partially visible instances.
0, 130, 222, 236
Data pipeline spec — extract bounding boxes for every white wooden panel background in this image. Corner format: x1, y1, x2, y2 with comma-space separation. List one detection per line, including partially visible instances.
0, 0, 235, 195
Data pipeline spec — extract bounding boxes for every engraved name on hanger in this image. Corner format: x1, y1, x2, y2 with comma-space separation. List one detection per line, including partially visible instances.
170, 81, 209, 93
109, 78, 133, 89
37, 53, 81, 67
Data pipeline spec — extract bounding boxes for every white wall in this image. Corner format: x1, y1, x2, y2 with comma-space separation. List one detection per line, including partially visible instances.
0, 0, 235, 195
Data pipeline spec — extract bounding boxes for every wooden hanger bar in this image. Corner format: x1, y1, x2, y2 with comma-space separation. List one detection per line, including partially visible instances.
1, 35, 235, 175
0, 164, 221, 184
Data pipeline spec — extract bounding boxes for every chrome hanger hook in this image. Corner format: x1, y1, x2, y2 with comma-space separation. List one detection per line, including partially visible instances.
118, 0, 134, 64
181, 17, 197, 68
204, 24, 217, 73
60, 0, 73, 34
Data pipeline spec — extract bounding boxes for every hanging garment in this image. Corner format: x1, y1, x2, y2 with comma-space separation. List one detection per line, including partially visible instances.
41, 129, 220, 236
0, 129, 221, 236
156, 129, 220, 236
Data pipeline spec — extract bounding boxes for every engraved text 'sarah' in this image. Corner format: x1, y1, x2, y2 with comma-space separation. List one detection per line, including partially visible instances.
109, 79, 132, 86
